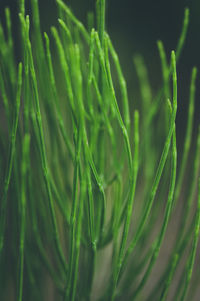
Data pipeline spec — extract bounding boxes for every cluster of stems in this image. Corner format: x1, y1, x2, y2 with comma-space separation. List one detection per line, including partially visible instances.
0, 1, 200, 300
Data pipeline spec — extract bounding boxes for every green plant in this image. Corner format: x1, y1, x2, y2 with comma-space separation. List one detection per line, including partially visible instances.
0, 0, 200, 300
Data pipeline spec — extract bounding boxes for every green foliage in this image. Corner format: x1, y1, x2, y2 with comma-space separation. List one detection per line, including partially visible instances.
0, 1, 199, 300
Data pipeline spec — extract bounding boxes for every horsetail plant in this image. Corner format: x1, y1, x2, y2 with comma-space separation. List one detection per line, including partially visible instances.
0, 0, 200, 300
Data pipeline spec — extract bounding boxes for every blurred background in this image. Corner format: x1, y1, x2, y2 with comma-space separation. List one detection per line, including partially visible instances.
0, 0, 200, 142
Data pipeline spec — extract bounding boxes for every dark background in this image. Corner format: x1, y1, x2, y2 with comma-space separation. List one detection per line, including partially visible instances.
0, 0, 200, 140
1, 0, 199, 71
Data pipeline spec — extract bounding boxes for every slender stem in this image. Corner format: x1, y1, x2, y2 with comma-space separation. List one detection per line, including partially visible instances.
0, 63, 22, 255
18, 134, 30, 301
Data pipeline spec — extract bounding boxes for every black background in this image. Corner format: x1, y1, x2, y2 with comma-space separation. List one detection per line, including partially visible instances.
0, 0, 199, 70
0, 0, 200, 140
